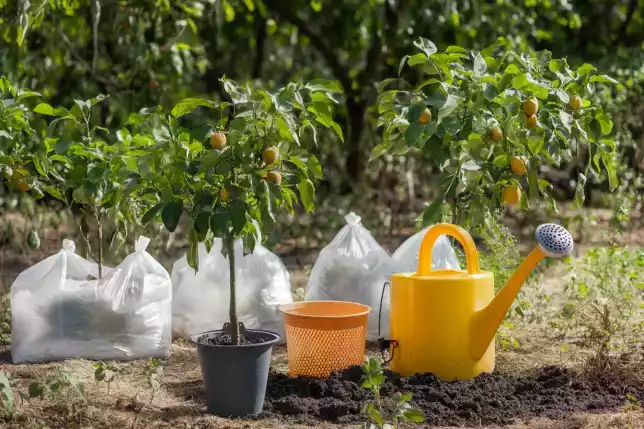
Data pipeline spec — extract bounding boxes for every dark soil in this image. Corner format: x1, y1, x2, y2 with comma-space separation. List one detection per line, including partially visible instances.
196, 332, 275, 346
262, 365, 643, 426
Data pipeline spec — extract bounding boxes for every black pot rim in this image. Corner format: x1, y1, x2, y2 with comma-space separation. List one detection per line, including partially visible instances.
190, 328, 281, 349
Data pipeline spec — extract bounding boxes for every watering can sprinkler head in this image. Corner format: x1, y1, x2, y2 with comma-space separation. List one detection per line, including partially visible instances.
535, 223, 573, 258
469, 222, 575, 362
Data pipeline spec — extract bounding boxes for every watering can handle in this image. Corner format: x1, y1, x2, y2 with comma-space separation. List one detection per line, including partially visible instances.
417, 223, 480, 275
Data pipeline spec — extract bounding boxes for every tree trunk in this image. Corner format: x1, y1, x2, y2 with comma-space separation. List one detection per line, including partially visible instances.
226, 234, 240, 345
344, 98, 367, 188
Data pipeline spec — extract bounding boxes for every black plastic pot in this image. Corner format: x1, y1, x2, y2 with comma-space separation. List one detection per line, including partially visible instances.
191, 323, 280, 417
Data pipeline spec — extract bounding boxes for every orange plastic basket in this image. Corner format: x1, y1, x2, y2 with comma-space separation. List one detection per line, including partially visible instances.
279, 301, 371, 378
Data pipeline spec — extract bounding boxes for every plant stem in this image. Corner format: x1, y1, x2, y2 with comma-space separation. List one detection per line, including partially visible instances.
95, 209, 103, 279
226, 234, 240, 345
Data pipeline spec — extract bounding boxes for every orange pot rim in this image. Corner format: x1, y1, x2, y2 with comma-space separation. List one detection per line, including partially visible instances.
279, 300, 371, 319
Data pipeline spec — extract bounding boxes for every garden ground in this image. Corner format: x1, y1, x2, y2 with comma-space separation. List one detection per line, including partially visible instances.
1, 207, 643, 428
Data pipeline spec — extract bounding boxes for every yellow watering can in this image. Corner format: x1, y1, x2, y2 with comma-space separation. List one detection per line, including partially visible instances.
385, 223, 573, 380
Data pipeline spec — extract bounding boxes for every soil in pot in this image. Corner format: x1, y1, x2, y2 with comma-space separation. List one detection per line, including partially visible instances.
196, 331, 276, 346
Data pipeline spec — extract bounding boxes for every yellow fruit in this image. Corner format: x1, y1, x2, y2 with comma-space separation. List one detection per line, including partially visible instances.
503, 185, 521, 206
525, 114, 537, 129
262, 147, 280, 165
510, 156, 527, 176
210, 132, 227, 150
522, 98, 538, 116
264, 171, 282, 185
219, 187, 230, 202
489, 127, 503, 142
568, 95, 582, 111
10, 177, 30, 192
418, 108, 432, 125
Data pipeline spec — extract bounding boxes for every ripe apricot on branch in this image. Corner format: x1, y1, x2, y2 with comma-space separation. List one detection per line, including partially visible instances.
568, 95, 582, 111
489, 127, 503, 142
525, 114, 537, 129
522, 98, 538, 116
510, 156, 527, 176
210, 132, 227, 150
418, 108, 432, 125
503, 185, 521, 206
264, 171, 282, 185
219, 187, 230, 202
262, 147, 279, 165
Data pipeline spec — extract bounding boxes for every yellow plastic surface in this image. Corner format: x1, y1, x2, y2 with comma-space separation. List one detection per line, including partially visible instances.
390, 223, 545, 380
280, 301, 370, 378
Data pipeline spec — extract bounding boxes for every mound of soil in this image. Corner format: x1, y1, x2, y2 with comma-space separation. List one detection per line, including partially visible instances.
263, 365, 643, 426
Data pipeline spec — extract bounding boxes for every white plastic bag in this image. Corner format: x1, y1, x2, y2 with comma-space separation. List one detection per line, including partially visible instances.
171, 238, 293, 343
305, 212, 399, 341
11, 237, 172, 363
392, 227, 461, 273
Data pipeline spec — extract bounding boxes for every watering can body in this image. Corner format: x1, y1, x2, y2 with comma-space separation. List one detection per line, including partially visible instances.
387, 223, 568, 380
390, 270, 495, 380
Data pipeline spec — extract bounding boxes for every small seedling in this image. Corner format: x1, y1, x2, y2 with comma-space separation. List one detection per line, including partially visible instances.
0, 371, 16, 414
145, 358, 164, 405
93, 362, 118, 393
361, 357, 425, 429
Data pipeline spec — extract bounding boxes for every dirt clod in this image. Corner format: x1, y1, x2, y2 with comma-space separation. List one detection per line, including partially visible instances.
262, 365, 643, 426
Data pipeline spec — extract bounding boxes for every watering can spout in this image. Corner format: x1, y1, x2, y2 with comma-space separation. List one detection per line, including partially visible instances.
469, 224, 574, 361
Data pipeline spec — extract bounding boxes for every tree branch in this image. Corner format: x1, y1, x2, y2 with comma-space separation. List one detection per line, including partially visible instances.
263, 0, 353, 95
358, 0, 403, 91
252, 11, 267, 79
618, 0, 637, 43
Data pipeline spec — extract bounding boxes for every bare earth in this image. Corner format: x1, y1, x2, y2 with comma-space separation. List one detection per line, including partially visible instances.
1, 207, 643, 428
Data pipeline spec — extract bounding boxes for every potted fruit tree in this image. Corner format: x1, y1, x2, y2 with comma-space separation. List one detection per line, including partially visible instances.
373, 37, 618, 227
137, 77, 343, 416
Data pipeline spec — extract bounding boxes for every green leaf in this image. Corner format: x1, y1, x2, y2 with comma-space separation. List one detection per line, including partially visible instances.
187, 228, 199, 271
330, 121, 344, 142
595, 112, 613, 135
402, 408, 425, 423
577, 63, 597, 76
307, 156, 323, 179
142, 203, 164, 225
413, 37, 437, 57
231, 200, 248, 234
590, 75, 618, 85
370, 141, 393, 161
210, 212, 229, 236
34, 103, 56, 116
305, 79, 343, 93
422, 199, 443, 226
171, 98, 215, 118
601, 151, 618, 191
437, 95, 461, 123
43, 186, 63, 200
445, 46, 468, 54
298, 179, 315, 212
473, 53, 487, 76
407, 53, 429, 67
161, 201, 183, 233
574, 173, 587, 207
404, 123, 424, 146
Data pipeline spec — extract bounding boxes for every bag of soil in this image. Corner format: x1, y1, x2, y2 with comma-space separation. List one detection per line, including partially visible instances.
304, 212, 400, 341
392, 226, 461, 273
170, 238, 293, 343
11, 237, 172, 363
